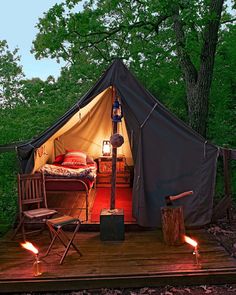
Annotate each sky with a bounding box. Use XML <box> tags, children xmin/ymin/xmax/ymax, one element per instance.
<box><xmin>0</xmin><ymin>0</ymin><xmax>67</xmax><ymax>81</ymax></box>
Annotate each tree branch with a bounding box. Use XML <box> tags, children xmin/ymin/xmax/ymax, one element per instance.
<box><xmin>93</xmin><ymin>44</ymin><xmax>109</xmax><ymax>61</ymax></box>
<box><xmin>73</xmin><ymin>20</ymin><xmax>155</xmax><ymax>40</ymax></box>
<box><xmin>221</xmin><ymin>17</ymin><xmax>236</xmax><ymax>24</ymax></box>
<box><xmin>59</xmin><ymin>44</ymin><xmax>73</xmax><ymax>64</ymax></box>
<box><xmin>154</xmin><ymin>14</ymin><xmax>171</xmax><ymax>33</ymax></box>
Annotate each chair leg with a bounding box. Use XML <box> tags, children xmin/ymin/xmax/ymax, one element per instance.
<box><xmin>86</xmin><ymin>192</ymin><xmax>88</xmax><ymax>221</ymax></box>
<box><xmin>59</xmin><ymin>223</ymin><xmax>82</xmax><ymax>254</ymax></box>
<box><xmin>11</xmin><ymin>217</ymin><xmax>24</xmax><ymax>240</ymax></box>
<box><xmin>59</xmin><ymin>223</ymin><xmax>82</xmax><ymax>265</ymax></box>
<box><xmin>22</xmin><ymin>219</ymin><xmax>26</xmax><ymax>241</ymax></box>
<box><xmin>44</xmin><ymin>224</ymin><xmax>65</xmax><ymax>257</ymax></box>
<box><xmin>45</xmin><ymin>221</ymin><xmax>82</xmax><ymax>264</ymax></box>
<box><xmin>44</xmin><ymin>232</ymin><xmax>57</xmax><ymax>257</ymax></box>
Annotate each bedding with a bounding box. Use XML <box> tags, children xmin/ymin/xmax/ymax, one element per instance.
<box><xmin>62</xmin><ymin>150</ymin><xmax>87</xmax><ymax>166</ymax></box>
<box><xmin>38</xmin><ymin>161</ymin><xmax>97</xmax><ymax>191</ymax></box>
<box><xmin>39</xmin><ymin>163</ymin><xmax>96</xmax><ymax>181</ymax></box>
<box><xmin>38</xmin><ymin>149</ymin><xmax>97</xmax><ymax>191</ymax></box>
<box><xmin>37</xmin><ymin>152</ymin><xmax>96</xmax><ymax>221</ymax></box>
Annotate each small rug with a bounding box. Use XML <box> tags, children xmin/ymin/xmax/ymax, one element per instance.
<box><xmin>91</xmin><ymin>187</ymin><xmax>135</xmax><ymax>222</ymax></box>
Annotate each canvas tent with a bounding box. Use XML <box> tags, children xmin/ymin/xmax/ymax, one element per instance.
<box><xmin>17</xmin><ymin>59</ymin><xmax>220</xmax><ymax>227</ymax></box>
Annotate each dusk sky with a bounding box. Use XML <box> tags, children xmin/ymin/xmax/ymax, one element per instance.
<box><xmin>0</xmin><ymin>0</ymin><xmax>66</xmax><ymax>80</ymax></box>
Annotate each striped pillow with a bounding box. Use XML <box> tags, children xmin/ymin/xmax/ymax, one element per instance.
<box><xmin>62</xmin><ymin>151</ymin><xmax>87</xmax><ymax>166</ymax></box>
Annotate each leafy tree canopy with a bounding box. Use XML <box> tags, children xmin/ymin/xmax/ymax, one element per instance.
<box><xmin>32</xmin><ymin>0</ymin><xmax>235</xmax><ymax>137</ymax></box>
<box><xmin>0</xmin><ymin>40</ymin><xmax>25</xmax><ymax>108</ymax></box>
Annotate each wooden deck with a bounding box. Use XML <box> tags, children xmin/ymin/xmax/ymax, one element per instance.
<box><xmin>1</xmin><ymin>229</ymin><xmax>236</xmax><ymax>293</ymax></box>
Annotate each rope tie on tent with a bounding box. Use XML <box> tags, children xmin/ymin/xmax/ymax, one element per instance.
<box><xmin>136</xmin><ymin>175</ymin><xmax>140</xmax><ymax>190</ymax></box>
<box><xmin>204</xmin><ymin>140</ymin><xmax>208</xmax><ymax>158</ymax></box>
<box><xmin>131</xmin><ymin>130</ymin><xmax>134</xmax><ymax>149</ymax></box>
<box><xmin>140</xmin><ymin>103</ymin><xmax>158</xmax><ymax>129</ymax></box>
<box><xmin>77</xmin><ymin>105</ymin><xmax>82</xmax><ymax>121</ymax></box>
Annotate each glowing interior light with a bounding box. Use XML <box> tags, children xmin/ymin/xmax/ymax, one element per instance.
<box><xmin>102</xmin><ymin>140</ymin><xmax>111</xmax><ymax>156</ymax></box>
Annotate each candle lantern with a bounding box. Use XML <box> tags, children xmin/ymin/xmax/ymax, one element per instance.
<box><xmin>102</xmin><ymin>140</ymin><xmax>111</xmax><ymax>156</ymax></box>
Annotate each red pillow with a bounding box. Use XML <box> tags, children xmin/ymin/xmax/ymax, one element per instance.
<box><xmin>86</xmin><ymin>155</ymin><xmax>94</xmax><ymax>164</ymax></box>
<box><xmin>62</xmin><ymin>150</ymin><xmax>87</xmax><ymax>166</ymax></box>
<box><xmin>53</xmin><ymin>154</ymin><xmax>65</xmax><ymax>164</ymax></box>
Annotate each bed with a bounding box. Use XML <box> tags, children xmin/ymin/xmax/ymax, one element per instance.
<box><xmin>38</xmin><ymin>151</ymin><xmax>97</xmax><ymax>221</ymax></box>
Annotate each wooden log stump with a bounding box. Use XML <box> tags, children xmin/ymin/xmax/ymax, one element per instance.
<box><xmin>161</xmin><ymin>206</ymin><xmax>185</xmax><ymax>246</ymax></box>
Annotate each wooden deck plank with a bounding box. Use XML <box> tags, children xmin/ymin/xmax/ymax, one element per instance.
<box><xmin>1</xmin><ymin>229</ymin><xmax>236</xmax><ymax>293</ymax></box>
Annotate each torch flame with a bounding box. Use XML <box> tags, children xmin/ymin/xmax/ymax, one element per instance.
<box><xmin>184</xmin><ymin>236</ymin><xmax>198</xmax><ymax>248</ymax></box>
<box><xmin>21</xmin><ymin>241</ymin><xmax>39</xmax><ymax>255</ymax></box>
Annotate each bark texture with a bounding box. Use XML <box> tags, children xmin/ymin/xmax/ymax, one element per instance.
<box><xmin>173</xmin><ymin>0</ymin><xmax>224</xmax><ymax>137</ymax></box>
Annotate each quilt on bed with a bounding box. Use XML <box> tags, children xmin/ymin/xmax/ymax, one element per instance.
<box><xmin>39</xmin><ymin>163</ymin><xmax>96</xmax><ymax>181</ymax></box>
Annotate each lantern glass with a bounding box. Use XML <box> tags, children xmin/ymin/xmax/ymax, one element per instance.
<box><xmin>102</xmin><ymin>140</ymin><xmax>111</xmax><ymax>156</ymax></box>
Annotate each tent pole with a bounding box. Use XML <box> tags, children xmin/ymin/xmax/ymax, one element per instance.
<box><xmin>110</xmin><ymin>121</ymin><xmax>117</xmax><ymax>210</ymax></box>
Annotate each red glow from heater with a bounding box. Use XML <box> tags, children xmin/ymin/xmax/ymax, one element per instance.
<box><xmin>21</xmin><ymin>241</ymin><xmax>38</xmax><ymax>255</ymax></box>
<box><xmin>184</xmin><ymin>236</ymin><xmax>198</xmax><ymax>247</ymax></box>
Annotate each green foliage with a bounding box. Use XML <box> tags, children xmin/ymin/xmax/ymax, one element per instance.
<box><xmin>208</xmin><ymin>25</ymin><xmax>236</xmax><ymax>147</ymax></box>
<box><xmin>31</xmin><ymin>0</ymin><xmax>234</xmax><ymax>136</ymax></box>
<box><xmin>0</xmin><ymin>40</ymin><xmax>25</xmax><ymax>108</ymax></box>
<box><xmin>208</xmin><ymin>24</ymin><xmax>236</xmax><ymax>198</ymax></box>
<box><xmin>0</xmin><ymin>152</ymin><xmax>18</xmax><ymax>235</ymax></box>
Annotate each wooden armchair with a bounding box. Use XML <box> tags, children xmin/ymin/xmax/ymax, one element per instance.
<box><xmin>12</xmin><ymin>173</ymin><xmax>57</xmax><ymax>241</ymax></box>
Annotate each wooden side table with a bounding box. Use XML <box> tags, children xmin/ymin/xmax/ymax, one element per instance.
<box><xmin>98</xmin><ymin>155</ymin><xmax>126</xmax><ymax>173</ymax></box>
<box><xmin>96</xmin><ymin>156</ymin><xmax>131</xmax><ymax>187</ymax></box>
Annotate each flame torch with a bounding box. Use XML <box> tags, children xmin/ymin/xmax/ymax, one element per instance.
<box><xmin>21</xmin><ymin>241</ymin><xmax>43</xmax><ymax>276</ymax></box>
<box><xmin>184</xmin><ymin>236</ymin><xmax>200</xmax><ymax>265</ymax></box>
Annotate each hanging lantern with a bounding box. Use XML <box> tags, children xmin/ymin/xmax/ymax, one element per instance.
<box><xmin>102</xmin><ymin>140</ymin><xmax>111</xmax><ymax>156</ymax></box>
<box><xmin>112</xmin><ymin>97</ymin><xmax>123</xmax><ymax>123</ymax></box>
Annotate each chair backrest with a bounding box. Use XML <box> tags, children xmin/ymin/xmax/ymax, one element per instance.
<box><xmin>17</xmin><ymin>173</ymin><xmax>48</xmax><ymax>214</ymax></box>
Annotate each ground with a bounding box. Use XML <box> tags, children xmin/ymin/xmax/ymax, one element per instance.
<box><xmin>6</xmin><ymin>285</ymin><xmax>236</xmax><ymax>295</ymax></box>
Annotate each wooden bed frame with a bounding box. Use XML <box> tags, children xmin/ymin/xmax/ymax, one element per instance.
<box><xmin>44</xmin><ymin>177</ymin><xmax>92</xmax><ymax>221</ymax></box>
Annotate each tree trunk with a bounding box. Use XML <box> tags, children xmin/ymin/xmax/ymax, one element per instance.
<box><xmin>187</xmin><ymin>84</ymin><xmax>209</xmax><ymax>137</ymax></box>
<box><xmin>173</xmin><ymin>0</ymin><xmax>224</xmax><ymax>137</ymax></box>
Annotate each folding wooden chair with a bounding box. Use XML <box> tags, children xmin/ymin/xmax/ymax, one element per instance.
<box><xmin>44</xmin><ymin>215</ymin><xmax>82</xmax><ymax>264</ymax></box>
<box><xmin>12</xmin><ymin>173</ymin><xmax>57</xmax><ymax>241</ymax></box>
